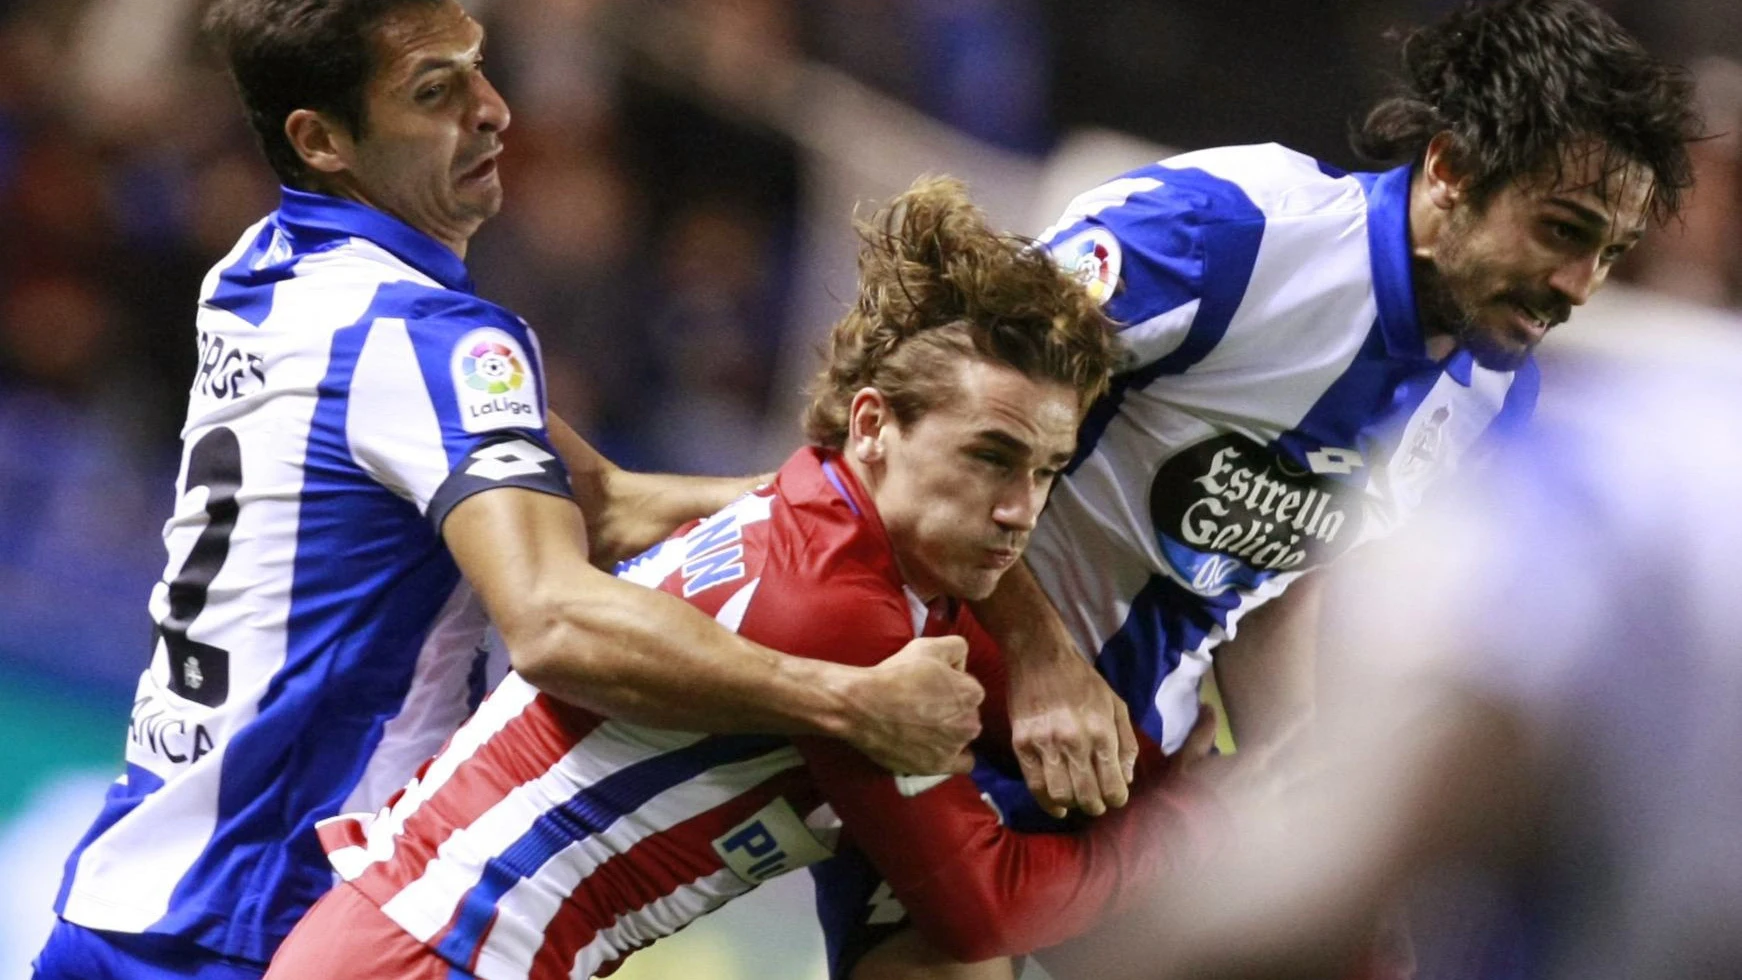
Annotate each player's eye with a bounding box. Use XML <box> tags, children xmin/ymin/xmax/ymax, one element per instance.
<box><xmin>417</xmin><ymin>82</ymin><xmax>447</xmax><ymax>103</ymax></box>
<box><xmin>1545</xmin><ymin>220</ymin><xmax>1593</xmax><ymax>249</ymax></box>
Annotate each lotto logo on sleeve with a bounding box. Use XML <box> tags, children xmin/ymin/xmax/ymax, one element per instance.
<box><xmin>451</xmin><ymin>327</ymin><xmax>541</xmax><ymax>433</ymax></box>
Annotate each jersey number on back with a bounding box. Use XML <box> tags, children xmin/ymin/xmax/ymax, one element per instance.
<box><xmin>156</xmin><ymin>426</ymin><xmax>241</xmax><ymax>707</ymax></box>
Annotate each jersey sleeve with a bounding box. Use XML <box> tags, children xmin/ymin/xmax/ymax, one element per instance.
<box><xmin>342</xmin><ymin>284</ymin><xmax>571</xmax><ymax>530</ymax></box>
<box><xmin>1041</xmin><ymin>162</ymin><xmax>1266</xmax><ymax>375</ymax></box>
<box><xmin>739</xmin><ymin>572</ymin><xmax>1210</xmax><ymax>961</ymax></box>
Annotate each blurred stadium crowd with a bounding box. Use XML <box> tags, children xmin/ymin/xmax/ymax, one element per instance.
<box><xmin>0</xmin><ymin>0</ymin><xmax>1740</xmax><ymax>817</ymax></box>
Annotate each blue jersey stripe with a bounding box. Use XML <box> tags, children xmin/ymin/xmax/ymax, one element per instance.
<box><xmin>1485</xmin><ymin>357</ymin><xmax>1541</xmax><ymax>443</ymax></box>
<box><xmin>1093</xmin><ymin>573</ymin><xmax>1230</xmax><ymax>745</ymax></box>
<box><xmin>1275</xmin><ymin>322</ymin><xmax>1443</xmax><ymax>473</ymax></box>
<box><xmin>205</xmin><ymin>221</ymin><xmax>286</xmax><ymax>328</ymax></box>
<box><xmin>1065</xmin><ymin>167</ymin><xmax>1266</xmax><ymax>474</ymax></box>
<box><xmin>277</xmin><ymin>188</ymin><xmax>474</xmax><ymax>293</ymax></box>
<box><xmin>54</xmin><ymin>764</ymin><xmax>168</xmax><ymax>913</ymax></box>
<box><xmin>436</xmin><ymin>733</ymin><xmax>789</xmax><ymax>966</ymax></box>
<box><xmin>1141</xmin><ymin>169</ymin><xmax>1266</xmax><ymax>376</ymax></box>
<box><xmin>1355</xmin><ymin>165</ymin><xmax>1426</xmax><ymax>359</ymax></box>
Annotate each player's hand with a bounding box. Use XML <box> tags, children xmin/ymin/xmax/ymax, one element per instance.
<box><xmin>844</xmin><ymin>636</ymin><xmax>983</xmax><ymax>776</ymax></box>
<box><xmin>1007</xmin><ymin>636</ymin><xmax>1138</xmax><ymax>819</ymax></box>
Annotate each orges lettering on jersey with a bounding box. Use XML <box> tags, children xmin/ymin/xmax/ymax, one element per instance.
<box><xmin>129</xmin><ymin>692</ymin><xmax>215</xmax><ymax>766</ymax></box>
<box><xmin>1150</xmin><ymin>434</ymin><xmax>1366</xmax><ymax>595</ymax></box>
<box><xmin>192</xmin><ymin>331</ymin><xmax>266</xmax><ymax>401</ymax></box>
<box><xmin>681</xmin><ymin>510</ymin><xmax>747</xmax><ymax>598</ymax></box>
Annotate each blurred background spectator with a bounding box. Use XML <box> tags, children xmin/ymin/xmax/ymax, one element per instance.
<box><xmin>2</xmin><ymin>1</ymin><xmax>1740</xmax><ymax>977</ymax></box>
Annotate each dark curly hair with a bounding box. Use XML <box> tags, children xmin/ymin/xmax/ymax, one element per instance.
<box><xmin>804</xmin><ymin>176</ymin><xmax>1118</xmax><ymax>451</ymax></box>
<box><xmin>204</xmin><ymin>0</ymin><xmax>443</xmax><ymax>188</ymax></box>
<box><xmin>1354</xmin><ymin>0</ymin><xmax>1702</xmax><ymax>222</ymax></box>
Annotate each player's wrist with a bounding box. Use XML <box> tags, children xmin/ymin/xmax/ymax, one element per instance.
<box><xmin>769</xmin><ymin>651</ymin><xmax>859</xmax><ymax>741</ymax></box>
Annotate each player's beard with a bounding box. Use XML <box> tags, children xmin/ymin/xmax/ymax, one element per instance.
<box><xmin>1414</xmin><ymin>206</ymin><xmax>1556</xmax><ymax>372</ymax></box>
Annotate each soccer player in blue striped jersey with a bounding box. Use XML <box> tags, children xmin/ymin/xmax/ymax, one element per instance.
<box><xmin>29</xmin><ymin>2</ymin><xmax>1004</xmax><ymax>979</ymax></box>
<box><xmin>986</xmin><ymin>0</ymin><xmax>1700</xmax><ymax>809</ymax></box>
<box><xmin>832</xmin><ymin>3</ymin><xmax>1702</xmax><ymax>978</ymax></box>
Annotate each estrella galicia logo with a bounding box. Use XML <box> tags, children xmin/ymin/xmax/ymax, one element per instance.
<box><xmin>461</xmin><ymin>340</ymin><xmax>525</xmax><ymax>394</ymax></box>
<box><xmin>1150</xmin><ymin>434</ymin><xmax>1366</xmax><ymax>596</ymax></box>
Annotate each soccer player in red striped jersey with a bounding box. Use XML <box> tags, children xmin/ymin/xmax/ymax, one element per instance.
<box><xmin>263</xmin><ymin>176</ymin><xmax>1215</xmax><ymax>980</ymax></box>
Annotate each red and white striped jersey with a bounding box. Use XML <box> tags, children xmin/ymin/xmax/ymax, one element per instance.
<box><xmin>317</xmin><ymin>447</ymin><xmax>1185</xmax><ymax>980</ymax></box>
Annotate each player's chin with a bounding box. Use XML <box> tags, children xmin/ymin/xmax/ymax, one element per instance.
<box><xmin>453</xmin><ymin>178</ymin><xmax>504</xmax><ymax>219</ymax></box>
<box><xmin>1464</xmin><ymin>325</ymin><xmax>1536</xmax><ymax>373</ymax></box>
<box><xmin>469</xmin><ymin>187</ymin><xmax>505</xmax><ymax>221</ymax></box>
<box><xmin>948</xmin><ymin>567</ymin><xmax>1005</xmax><ymax>603</ymax></box>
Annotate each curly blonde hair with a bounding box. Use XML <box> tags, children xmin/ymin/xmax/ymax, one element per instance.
<box><xmin>804</xmin><ymin>176</ymin><xmax>1117</xmax><ymax>450</ymax></box>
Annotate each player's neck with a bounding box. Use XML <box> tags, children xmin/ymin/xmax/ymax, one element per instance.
<box><xmin>837</xmin><ymin>450</ymin><xmax>942</xmax><ymax>604</ymax></box>
<box><xmin>312</xmin><ymin>175</ymin><xmax>473</xmax><ymax>260</ymax></box>
<box><xmin>1405</xmin><ymin>169</ymin><xmax>1465</xmax><ymax>359</ymax></box>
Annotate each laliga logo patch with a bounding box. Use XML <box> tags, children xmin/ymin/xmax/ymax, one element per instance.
<box><xmin>451</xmin><ymin>327</ymin><xmax>540</xmax><ymax>434</ymax></box>
<box><xmin>461</xmin><ymin>340</ymin><xmax>524</xmax><ymax>394</ymax></box>
<box><xmin>1052</xmin><ymin>226</ymin><xmax>1121</xmax><ymax>307</ymax></box>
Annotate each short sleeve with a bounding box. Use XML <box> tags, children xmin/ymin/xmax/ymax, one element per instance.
<box><xmin>1041</xmin><ymin>163</ymin><xmax>1265</xmax><ymax>374</ymax></box>
<box><xmin>343</xmin><ymin>283</ymin><xmax>570</xmax><ymax>529</ymax></box>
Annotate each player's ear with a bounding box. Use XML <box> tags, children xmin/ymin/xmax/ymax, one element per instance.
<box><xmin>285</xmin><ymin>108</ymin><xmax>354</xmax><ymax>179</ymax></box>
<box><xmin>1421</xmin><ymin>131</ymin><xmax>1470</xmax><ymax>212</ymax></box>
<box><xmin>847</xmin><ymin>387</ymin><xmax>891</xmax><ymax>464</ymax></box>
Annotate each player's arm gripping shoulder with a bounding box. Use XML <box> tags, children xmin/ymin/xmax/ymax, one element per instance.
<box><xmin>544</xmin><ymin>412</ymin><xmax>766</xmax><ymax>568</ymax></box>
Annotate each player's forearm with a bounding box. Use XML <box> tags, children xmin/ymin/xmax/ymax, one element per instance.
<box><xmin>509</xmin><ymin>568</ymin><xmax>862</xmax><ymax>737</ymax></box>
<box><xmin>544</xmin><ymin>412</ymin><xmax>764</xmax><ymax>566</ymax></box>
<box><xmin>971</xmin><ymin>558</ymin><xmax>1073</xmax><ymax>665</ymax></box>
<box><xmin>972</xmin><ymin>559</ymin><xmax>1136</xmax><ymax>816</ymax></box>
<box><xmin>905</xmin><ymin>796</ymin><xmax>1194</xmax><ymax>960</ymax></box>
<box><xmin>592</xmin><ymin>468</ymin><xmax>767</xmax><ymax>565</ymax></box>
<box><xmin>804</xmin><ymin>739</ymin><xmax>1190</xmax><ymax>962</ymax></box>
<box><xmin>1213</xmin><ymin>572</ymin><xmax>1321</xmax><ymax>753</ymax></box>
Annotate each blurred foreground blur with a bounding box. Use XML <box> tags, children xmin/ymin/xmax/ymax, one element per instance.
<box><xmin>1037</xmin><ymin>310</ymin><xmax>1742</xmax><ymax>980</ymax></box>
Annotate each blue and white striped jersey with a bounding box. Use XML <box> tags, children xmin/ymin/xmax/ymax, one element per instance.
<box><xmin>52</xmin><ymin>189</ymin><xmax>573</xmax><ymax>963</ymax></box>
<box><xmin>1028</xmin><ymin>144</ymin><xmax>1537</xmax><ymax>753</ymax></box>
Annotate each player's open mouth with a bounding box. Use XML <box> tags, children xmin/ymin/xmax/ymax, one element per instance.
<box><xmin>1509</xmin><ymin>303</ymin><xmax>1550</xmax><ymax>343</ymax></box>
<box><xmin>459</xmin><ymin>154</ymin><xmax>499</xmax><ymax>184</ymax></box>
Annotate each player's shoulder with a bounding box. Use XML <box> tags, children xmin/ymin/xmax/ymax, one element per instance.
<box><xmin>762</xmin><ymin>449</ymin><xmax>911</xmax><ymax>606</ymax></box>
<box><xmin>268</xmin><ymin>231</ymin><xmax>516</xmax><ymax>328</ymax></box>
<box><xmin>1051</xmin><ymin>142</ymin><xmax>1366</xmax><ymax>236</ymax></box>
<box><xmin>1150</xmin><ymin>144</ymin><xmax>1368</xmax><ymax>231</ymax></box>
